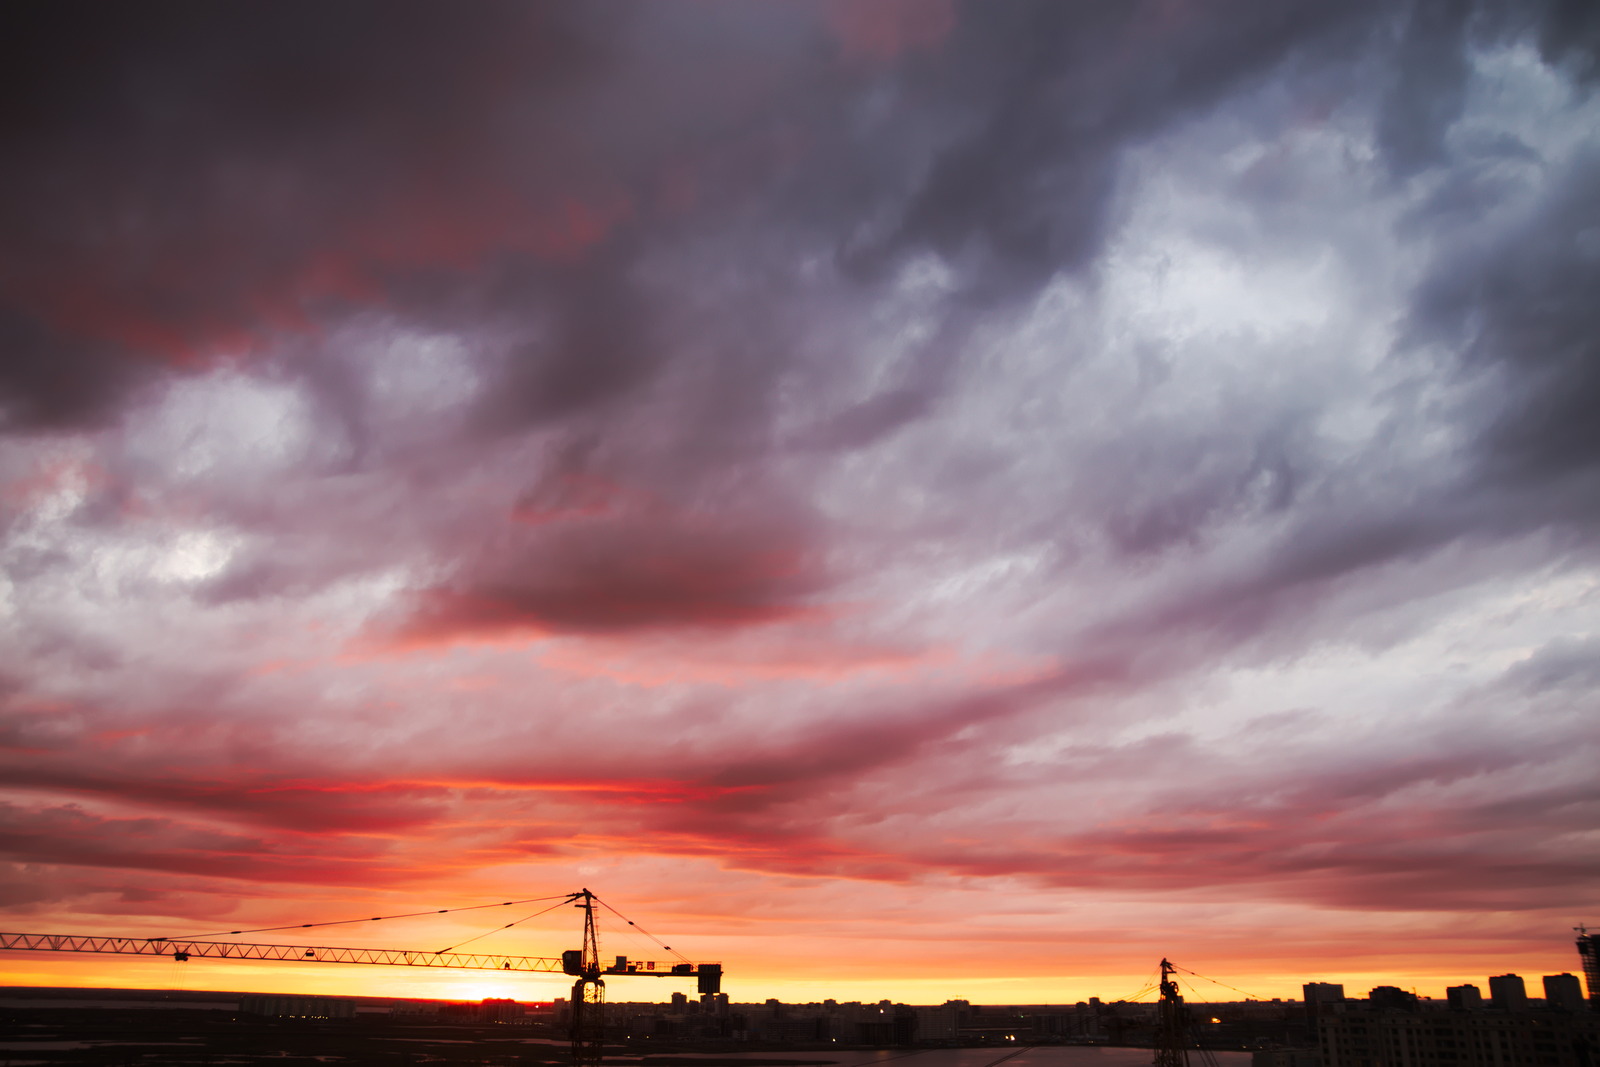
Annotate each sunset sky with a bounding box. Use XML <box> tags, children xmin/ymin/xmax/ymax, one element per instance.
<box><xmin>2</xmin><ymin>0</ymin><xmax>1597</xmax><ymax>1007</ymax></box>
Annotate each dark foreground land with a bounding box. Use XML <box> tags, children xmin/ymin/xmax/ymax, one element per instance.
<box><xmin>0</xmin><ymin>1001</ymin><xmax>834</xmax><ymax>1067</ymax></box>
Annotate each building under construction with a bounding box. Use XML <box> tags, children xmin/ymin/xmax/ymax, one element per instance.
<box><xmin>1578</xmin><ymin>930</ymin><xmax>1598</xmax><ymax>1011</ymax></box>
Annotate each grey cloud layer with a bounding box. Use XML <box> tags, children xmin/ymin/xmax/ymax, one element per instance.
<box><xmin>1</xmin><ymin>0</ymin><xmax>1597</xmax><ymax>933</ymax></box>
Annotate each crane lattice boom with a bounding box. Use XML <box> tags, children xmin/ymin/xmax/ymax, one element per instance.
<box><xmin>0</xmin><ymin>931</ymin><xmax>711</xmax><ymax>978</ymax></box>
<box><xmin>1</xmin><ymin>889</ymin><xmax>722</xmax><ymax>1067</ymax></box>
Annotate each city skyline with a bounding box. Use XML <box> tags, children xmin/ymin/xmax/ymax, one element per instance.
<box><xmin>3</xmin><ymin>1</ymin><xmax>1599</xmax><ymax>1008</ymax></box>
<box><xmin>0</xmin><ymin>951</ymin><xmax>1593</xmax><ymax>1010</ymax></box>
<box><xmin>1</xmin><ymin>913</ymin><xmax>1592</xmax><ymax>1006</ymax></box>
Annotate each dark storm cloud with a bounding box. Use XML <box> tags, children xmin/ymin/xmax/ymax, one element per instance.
<box><xmin>0</xmin><ymin>0</ymin><xmax>1583</xmax><ymax>642</ymax></box>
<box><xmin>1376</xmin><ymin>0</ymin><xmax>1473</xmax><ymax>178</ymax></box>
<box><xmin>1056</xmin><ymin>136</ymin><xmax>1599</xmax><ymax>675</ymax></box>
<box><xmin>2</xmin><ymin>0</ymin><xmax>1599</xmax><ymax>975</ymax></box>
<box><xmin>891</xmin><ymin>721</ymin><xmax>1599</xmax><ymax>910</ymax></box>
<box><xmin>1495</xmin><ymin>636</ymin><xmax>1600</xmax><ymax>694</ymax></box>
<box><xmin>6</xmin><ymin>0</ymin><xmax>1575</xmax><ymax>609</ymax></box>
<box><xmin>396</xmin><ymin>517</ymin><xmax>824</xmax><ymax>639</ymax></box>
<box><xmin>843</xmin><ymin>0</ymin><xmax>1381</xmax><ymax>296</ymax></box>
<box><xmin>0</xmin><ymin>761</ymin><xmax>449</xmax><ymax>835</ymax></box>
<box><xmin>0</xmin><ymin>0</ymin><xmax>610</xmax><ymax>428</ymax></box>
<box><xmin>1420</xmin><ymin>154</ymin><xmax>1600</xmax><ymax>493</ymax></box>
<box><xmin>1375</xmin><ymin>0</ymin><xmax>1600</xmax><ymax>176</ymax></box>
<box><xmin>0</xmin><ymin>801</ymin><xmax>395</xmax><ymax>886</ymax></box>
<box><xmin>0</xmin><ymin>717</ymin><xmax>452</xmax><ymax>834</ymax></box>
<box><xmin>0</xmin><ymin>0</ymin><xmax>1401</xmax><ymax>446</ymax></box>
<box><xmin>1381</xmin><ymin>3</ymin><xmax>1600</xmax><ymax>524</ymax></box>
<box><xmin>0</xmin><ymin>0</ymin><xmax>851</xmax><ymax>446</ymax></box>
<box><xmin>1012</xmin><ymin>0</ymin><xmax>1600</xmax><ymax>566</ymax></box>
<box><xmin>0</xmin><ymin>311</ymin><xmax>147</xmax><ymax>431</ymax></box>
<box><xmin>483</xmin><ymin>261</ymin><xmax>663</xmax><ymax>427</ymax></box>
<box><xmin>1530</xmin><ymin>0</ymin><xmax>1600</xmax><ymax>80</ymax></box>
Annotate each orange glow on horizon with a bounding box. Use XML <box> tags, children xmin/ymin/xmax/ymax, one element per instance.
<box><xmin>0</xmin><ymin>936</ymin><xmax>1586</xmax><ymax>1007</ymax></box>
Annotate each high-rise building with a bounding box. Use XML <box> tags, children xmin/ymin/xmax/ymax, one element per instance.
<box><xmin>1488</xmin><ymin>974</ymin><xmax>1528</xmax><ymax>1012</ymax></box>
<box><xmin>239</xmin><ymin>994</ymin><xmax>354</xmax><ymax>1019</ymax></box>
<box><xmin>1447</xmin><ymin>985</ymin><xmax>1484</xmax><ymax>1011</ymax></box>
<box><xmin>1579</xmin><ymin>931</ymin><xmax>1599</xmax><ymax>1010</ymax></box>
<box><xmin>1319</xmin><ymin>1008</ymin><xmax>1600</xmax><ymax>1067</ymax></box>
<box><xmin>1304</xmin><ymin>982</ymin><xmax>1347</xmax><ymax>1027</ymax></box>
<box><xmin>1544</xmin><ymin>974</ymin><xmax>1586</xmax><ymax>1012</ymax></box>
<box><xmin>914</xmin><ymin>1003</ymin><xmax>959</xmax><ymax>1040</ymax></box>
<box><xmin>1369</xmin><ymin>986</ymin><xmax>1419</xmax><ymax>1011</ymax></box>
<box><xmin>480</xmin><ymin>998</ymin><xmax>522</xmax><ymax>1023</ymax></box>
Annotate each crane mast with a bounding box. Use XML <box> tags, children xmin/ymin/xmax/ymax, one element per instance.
<box><xmin>569</xmin><ymin>888</ymin><xmax>606</xmax><ymax>1066</ymax></box>
<box><xmin>1152</xmin><ymin>959</ymin><xmax>1218</xmax><ymax>1067</ymax></box>
<box><xmin>1154</xmin><ymin>958</ymin><xmax>1186</xmax><ymax>1067</ymax></box>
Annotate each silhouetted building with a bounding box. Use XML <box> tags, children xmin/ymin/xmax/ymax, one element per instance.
<box><xmin>1579</xmin><ymin>932</ymin><xmax>1599</xmax><ymax>1010</ymax></box>
<box><xmin>1306</xmin><ymin>983</ymin><xmax>1347</xmax><ymax>1024</ymax></box>
<box><xmin>1544</xmin><ymin>974</ymin><xmax>1585</xmax><ymax>1012</ymax></box>
<box><xmin>914</xmin><ymin>1002</ymin><xmax>959</xmax><ymax>1040</ymax></box>
<box><xmin>1320</xmin><ymin>1009</ymin><xmax>1600</xmax><ymax>1067</ymax></box>
<box><xmin>874</xmin><ymin>1005</ymin><xmax>918</xmax><ymax>1046</ymax></box>
<box><xmin>1447</xmin><ymin>985</ymin><xmax>1485</xmax><ymax>1011</ymax></box>
<box><xmin>239</xmin><ymin>994</ymin><xmax>354</xmax><ymax>1019</ymax></box>
<box><xmin>1368</xmin><ymin>987</ymin><xmax>1419</xmax><ymax>1011</ymax></box>
<box><xmin>1489</xmin><ymin>975</ymin><xmax>1529</xmax><ymax>1012</ymax></box>
<box><xmin>481</xmin><ymin>998</ymin><xmax>522</xmax><ymax>1023</ymax></box>
<box><xmin>1254</xmin><ymin>1050</ymin><xmax>1322</xmax><ymax>1067</ymax></box>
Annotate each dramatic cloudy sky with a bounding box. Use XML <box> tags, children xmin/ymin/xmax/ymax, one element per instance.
<box><xmin>2</xmin><ymin>0</ymin><xmax>1597</xmax><ymax>1004</ymax></box>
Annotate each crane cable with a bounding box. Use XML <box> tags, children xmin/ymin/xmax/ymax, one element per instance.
<box><xmin>159</xmin><ymin>893</ymin><xmax>578</xmax><ymax>942</ymax></box>
<box><xmin>594</xmin><ymin>908</ymin><xmax>690</xmax><ymax>967</ymax></box>
<box><xmin>1172</xmin><ymin>963</ymin><xmax>1266</xmax><ymax>1002</ymax></box>
<box><xmin>155</xmin><ymin>890</ymin><xmax>702</xmax><ymax>965</ymax></box>
<box><xmin>433</xmin><ymin>896</ymin><xmax>577</xmax><ymax>954</ymax></box>
<box><xmin>1110</xmin><ymin>966</ymin><xmax>1163</xmax><ymax>1003</ymax></box>
<box><xmin>595</xmin><ymin>894</ymin><xmax>693</xmax><ymax>964</ymax></box>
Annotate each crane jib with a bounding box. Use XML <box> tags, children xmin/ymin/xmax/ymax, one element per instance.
<box><xmin>0</xmin><ymin>932</ymin><xmax>719</xmax><ymax>978</ymax></box>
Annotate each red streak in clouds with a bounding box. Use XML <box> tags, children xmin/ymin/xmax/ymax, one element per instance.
<box><xmin>0</xmin><ymin>3</ymin><xmax>656</xmax><ymax>375</ymax></box>
<box><xmin>533</xmin><ymin>638</ymin><xmax>1059</xmax><ymax>689</ymax></box>
<box><xmin>2</xmin><ymin>453</ymin><xmax>107</xmax><ymax>513</ymax></box>
<box><xmin>0</xmin><ymin>801</ymin><xmax>406</xmax><ymax>888</ymax></box>
<box><xmin>823</xmin><ymin>0</ymin><xmax>957</xmax><ymax>63</ymax></box>
<box><xmin>260</xmin><ymin>776</ymin><xmax>750</xmax><ymax>807</ymax></box>
<box><xmin>7</xmin><ymin>272</ymin><xmax>261</xmax><ymax>369</ymax></box>
<box><xmin>395</xmin><ymin>579</ymin><xmax>816</xmax><ymax>642</ymax></box>
<box><xmin>391</xmin><ymin>523</ymin><xmax>824</xmax><ymax>642</ymax></box>
<box><xmin>510</xmin><ymin>471</ymin><xmax>642</xmax><ymax>525</ymax></box>
<box><xmin>343</xmin><ymin>179</ymin><xmax>636</xmax><ymax>271</ymax></box>
<box><xmin>2</xmin><ymin>178</ymin><xmax>636</xmax><ymax>369</ymax></box>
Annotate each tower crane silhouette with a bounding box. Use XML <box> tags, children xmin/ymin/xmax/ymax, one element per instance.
<box><xmin>1</xmin><ymin>887</ymin><xmax>720</xmax><ymax>1066</ymax></box>
<box><xmin>1152</xmin><ymin>959</ymin><xmax>1221</xmax><ymax>1067</ymax></box>
<box><xmin>560</xmin><ymin>888</ymin><xmax>721</xmax><ymax>1065</ymax></box>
